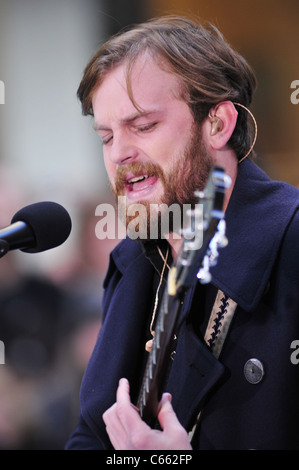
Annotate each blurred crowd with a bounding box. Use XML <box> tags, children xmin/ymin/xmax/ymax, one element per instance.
<box><xmin>0</xmin><ymin>169</ymin><xmax>119</xmax><ymax>449</ymax></box>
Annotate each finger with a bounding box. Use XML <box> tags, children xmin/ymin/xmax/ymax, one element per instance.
<box><xmin>103</xmin><ymin>381</ymin><xmax>138</xmax><ymax>450</ymax></box>
<box><xmin>116</xmin><ymin>378</ymin><xmax>131</xmax><ymax>406</ymax></box>
<box><xmin>103</xmin><ymin>402</ymin><xmax>126</xmax><ymax>449</ymax></box>
<box><xmin>156</xmin><ymin>394</ymin><xmax>192</xmax><ymax>450</ymax></box>
<box><xmin>102</xmin><ymin>401</ymin><xmax>117</xmax><ymax>425</ymax></box>
<box><xmin>157</xmin><ymin>393</ymin><xmax>183</xmax><ymax>432</ymax></box>
<box><xmin>115</xmin><ymin>378</ymin><xmax>153</xmax><ymax>444</ymax></box>
<box><xmin>115</xmin><ymin>378</ymin><xmax>143</xmax><ymax>426</ymax></box>
<box><xmin>116</xmin><ymin>378</ymin><xmax>141</xmax><ymax>418</ymax></box>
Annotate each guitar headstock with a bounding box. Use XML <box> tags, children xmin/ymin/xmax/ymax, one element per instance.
<box><xmin>170</xmin><ymin>166</ymin><xmax>231</xmax><ymax>295</ymax></box>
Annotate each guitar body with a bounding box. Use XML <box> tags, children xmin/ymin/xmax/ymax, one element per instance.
<box><xmin>136</xmin><ymin>166</ymin><xmax>229</xmax><ymax>427</ymax></box>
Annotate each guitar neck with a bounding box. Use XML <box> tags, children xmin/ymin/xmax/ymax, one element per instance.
<box><xmin>136</xmin><ymin>166</ymin><xmax>228</xmax><ymax>428</ymax></box>
<box><xmin>136</xmin><ymin>282</ymin><xmax>184</xmax><ymax>427</ymax></box>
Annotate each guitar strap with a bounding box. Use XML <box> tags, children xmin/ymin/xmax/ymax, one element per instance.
<box><xmin>188</xmin><ymin>289</ymin><xmax>238</xmax><ymax>442</ymax></box>
<box><xmin>204</xmin><ymin>289</ymin><xmax>238</xmax><ymax>359</ymax></box>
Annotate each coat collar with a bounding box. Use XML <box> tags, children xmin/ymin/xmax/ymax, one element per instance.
<box><xmin>109</xmin><ymin>160</ymin><xmax>299</xmax><ymax>312</ymax></box>
<box><xmin>211</xmin><ymin>159</ymin><xmax>299</xmax><ymax>311</ymax></box>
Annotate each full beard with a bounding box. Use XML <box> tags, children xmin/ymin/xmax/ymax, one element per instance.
<box><xmin>110</xmin><ymin>124</ymin><xmax>213</xmax><ymax>241</ymax></box>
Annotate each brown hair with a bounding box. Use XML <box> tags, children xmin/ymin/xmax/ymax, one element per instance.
<box><xmin>77</xmin><ymin>15</ymin><xmax>257</xmax><ymax>160</ymax></box>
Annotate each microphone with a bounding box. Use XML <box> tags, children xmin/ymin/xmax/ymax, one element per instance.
<box><xmin>0</xmin><ymin>201</ymin><xmax>72</xmax><ymax>257</ymax></box>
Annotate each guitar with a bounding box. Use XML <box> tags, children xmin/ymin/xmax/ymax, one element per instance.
<box><xmin>136</xmin><ymin>165</ymin><xmax>230</xmax><ymax>427</ymax></box>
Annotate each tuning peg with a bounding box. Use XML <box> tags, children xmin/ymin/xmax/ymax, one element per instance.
<box><xmin>215</xmin><ymin>219</ymin><xmax>228</xmax><ymax>248</ymax></box>
<box><xmin>193</xmin><ymin>190</ymin><xmax>205</xmax><ymax>199</ymax></box>
<box><xmin>224</xmin><ymin>174</ymin><xmax>232</xmax><ymax>188</ymax></box>
<box><xmin>197</xmin><ymin>254</ymin><xmax>212</xmax><ymax>284</ymax></box>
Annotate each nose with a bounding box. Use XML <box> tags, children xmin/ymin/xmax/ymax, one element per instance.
<box><xmin>107</xmin><ymin>131</ymin><xmax>139</xmax><ymax>166</ymax></box>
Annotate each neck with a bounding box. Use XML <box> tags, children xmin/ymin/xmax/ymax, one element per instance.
<box><xmin>214</xmin><ymin>151</ymin><xmax>238</xmax><ymax>212</ymax></box>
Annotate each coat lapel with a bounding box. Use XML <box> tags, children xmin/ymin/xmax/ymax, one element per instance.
<box><xmin>211</xmin><ymin>160</ymin><xmax>299</xmax><ymax>311</ymax></box>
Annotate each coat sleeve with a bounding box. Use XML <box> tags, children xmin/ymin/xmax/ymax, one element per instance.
<box><xmin>65</xmin><ymin>240</ymin><xmax>155</xmax><ymax>450</ymax></box>
<box><xmin>65</xmin><ymin>414</ymin><xmax>108</xmax><ymax>450</ymax></box>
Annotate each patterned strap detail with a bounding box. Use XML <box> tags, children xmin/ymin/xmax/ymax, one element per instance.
<box><xmin>204</xmin><ymin>290</ymin><xmax>238</xmax><ymax>359</ymax></box>
<box><xmin>188</xmin><ymin>290</ymin><xmax>238</xmax><ymax>443</ymax></box>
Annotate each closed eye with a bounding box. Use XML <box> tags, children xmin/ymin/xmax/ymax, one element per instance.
<box><xmin>137</xmin><ymin>122</ymin><xmax>158</xmax><ymax>132</ymax></box>
<box><xmin>98</xmin><ymin>121</ymin><xmax>158</xmax><ymax>145</ymax></box>
<box><xmin>101</xmin><ymin>134</ymin><xmax>113</xmax><ymax>145</ymax></box>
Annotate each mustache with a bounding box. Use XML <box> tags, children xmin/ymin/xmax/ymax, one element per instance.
<box><xmin>113</xmin><ymin>161</ymin><xmax>166</xmax><ymax>195</ymax></box>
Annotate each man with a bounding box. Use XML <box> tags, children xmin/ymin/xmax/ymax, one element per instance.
<box><xmin>66</xmin><ymin>16</ymin><xmax>299</xmax><ymax>450</ymax></box>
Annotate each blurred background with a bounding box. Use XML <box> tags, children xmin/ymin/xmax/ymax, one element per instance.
<box><xmin>0</xmin><ymin>0</ymin><xmax>298</xmax><ymax>449</ymax></box>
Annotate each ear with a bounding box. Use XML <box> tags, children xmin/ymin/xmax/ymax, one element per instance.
<box><xmin>207</xmin><ymin>101</ymin><xmax>238</xmax><ymax>150</ymax></box>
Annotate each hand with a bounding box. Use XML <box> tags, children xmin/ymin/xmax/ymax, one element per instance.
<box><xmin>102</xmin><ymin>378</ymin><xmax>192</xmax><ymax>450</ymax></box>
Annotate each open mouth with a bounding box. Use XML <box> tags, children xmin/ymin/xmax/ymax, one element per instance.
<box><xmin>114</xmin><ymin>162</ymin><xmax>165</xmax><ymax>202</ymax></box>
<box><xmin>125</xmin><ymin>174</ymin><xmax>158</xmax><ymax>193</ymax></box>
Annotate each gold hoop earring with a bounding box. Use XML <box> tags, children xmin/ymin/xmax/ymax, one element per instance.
<box><xmin>233</xmin><ymin>102</ymin><xmax>258</xmax><ymax>164</ymax></box>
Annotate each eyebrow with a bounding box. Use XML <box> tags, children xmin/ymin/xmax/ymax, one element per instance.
<box><xmin>93</xmin><ymin>109</ymin><xmax>162</xmax><ymax>131</ymax></box>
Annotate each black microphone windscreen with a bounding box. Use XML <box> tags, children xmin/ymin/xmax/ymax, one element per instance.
<box><xmin>11</xmin><ymin>201</ymin><xmax>72</xmax><ymax>253</ymax></box>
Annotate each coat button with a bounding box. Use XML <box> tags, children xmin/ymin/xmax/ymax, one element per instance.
<box><xmin>244</xmin><ymin>358</ymin><xmax>264</xmax><ymax>384</ymax></box>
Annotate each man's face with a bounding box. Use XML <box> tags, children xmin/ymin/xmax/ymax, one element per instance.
<box><xmin>92</xmin><ymin>53</ymin><xmax>212</xmax><ymax>238</ymax></box>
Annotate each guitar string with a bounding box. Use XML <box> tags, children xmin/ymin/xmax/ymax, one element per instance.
<box><xmin>145</xmin><ymin>245</ymin><xmax>170</xmax><ymax>352</ymax></box>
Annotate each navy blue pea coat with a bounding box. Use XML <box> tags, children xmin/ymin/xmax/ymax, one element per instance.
<box><xmin>66</xmin><ymin>159</ymin><xmax>299</xmax><ymax>450</ymax></box>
